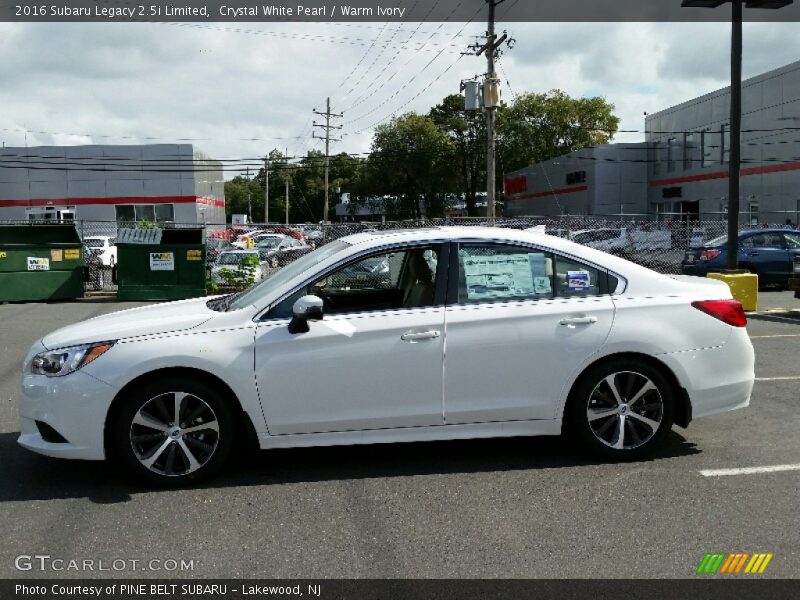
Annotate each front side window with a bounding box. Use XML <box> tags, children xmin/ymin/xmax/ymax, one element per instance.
<box><xmin>742</xmin><ymin>233</ymin><xmax>784</xmax><ymax>249</ymax></box>
<box><xmin>267</xmin><ymin>245</ymin><xmax>441</xmax><ymax>318</ymax></box>
<box><xmin>784</xmin><ymin>232</ymin><xmax>800</xmax><ymax>249</ymax></box>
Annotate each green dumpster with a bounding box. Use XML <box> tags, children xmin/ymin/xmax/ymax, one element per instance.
<box><xmin>116</xmin><ymin>228</ymin><xmax>206</xmax><ymax>301</ymax></box>
<box><xmin>0</xmin><ymin>224</ymin><xmax>85</xmax><ymax>302</ymax></box>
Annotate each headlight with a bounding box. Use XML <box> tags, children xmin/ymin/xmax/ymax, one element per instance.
<box><xmin>30</xmin><ymin>341</ymin><xmax>115</xmax><ymax>377</ymax></box>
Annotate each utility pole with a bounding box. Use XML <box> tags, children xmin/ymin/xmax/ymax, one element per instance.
<box><xmin>485</xmin><ymin>0</ymin><xmax>498</xmax><ymax>224</ymax></box>
<box><xmin>463</xmin><ymin>1</ymin><xmax>511</xmax><ymax>224</ymax></box>
<box><xmin>264</xmin><ymin>157</ymin><xmax>270</xmax><ymax>224</ymax></box>
<box><xmin>246</xmin><ymin>166</ymin><xmax>252</xmax><ymax>221</ymax></box>
<box><xmin>283</xmin><ymin>154</ymin><xmax>291</xmax><ymax>226</ymax></box>
<box><xmin>313</xmin><ymin>97</ymin><xmax>343</xmax><ymax>224</ymax></box>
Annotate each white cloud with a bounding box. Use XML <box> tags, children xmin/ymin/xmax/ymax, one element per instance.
<box><xmin>0</xmin><ymin>20</ymin><xmax>798</xmax><ymax>175</ymax></box>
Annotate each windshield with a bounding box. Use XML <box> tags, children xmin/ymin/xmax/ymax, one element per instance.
<box><xmin>256</xmin><ymin>239</ymin><xmax>281</xmax><ymax>249</ymax></box>
<box><xmin>228</xmin><ymin>240</ymin><xmax>350</xmax><ymax>311</ymax></box>
<box><xmin>705</xmin><ymin>235</ymin><xmax>728</xmax><ymax>247</ymax></box>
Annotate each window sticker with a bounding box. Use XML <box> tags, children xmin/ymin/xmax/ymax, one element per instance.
<box><xmin>567</xmin><ymin>270</ymin><xmax>591</xmax><ymax>290</ymax></box>
<box><xmin>463</xmin><ymin>252</ymin><xmax>550</xmax><ymax>300</ymax></box>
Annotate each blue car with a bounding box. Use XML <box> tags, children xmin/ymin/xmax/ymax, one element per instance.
<box><xmin>681</xmin><ymin>229</ymin><xmax>800</xmax><ymax>286</ymax></box>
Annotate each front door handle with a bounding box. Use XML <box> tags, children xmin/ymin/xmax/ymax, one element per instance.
<box><xmin>559</xmin><ymin>316</ymin><xmax>598</xmax><ymax>326</ymax></box>
<box><xmin>401</xmin><ymin>330</ymin><xmax>441</xmax><ymax>342</ymax></box>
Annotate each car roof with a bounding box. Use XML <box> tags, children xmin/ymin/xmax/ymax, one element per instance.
<box><xmin>739</xmin><ymin>229</ymin><xmax>791</xmax><ymax>235</ymax></box>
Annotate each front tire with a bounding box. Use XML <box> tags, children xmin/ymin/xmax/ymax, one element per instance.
<box><xmin>111</xmin><ymin>377</ymin><xmax>235</xmax><ymax>486</ymax></box>
<box><xmin>566</xmin><ymin>359</ymin><xmax>674</xmax><ymax>460</ymax></box>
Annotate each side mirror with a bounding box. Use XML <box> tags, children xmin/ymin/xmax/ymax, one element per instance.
<box><xmin>288</xmin><ymin>295</ymin><xmax>324</xmax><ymax>334</ymax></box>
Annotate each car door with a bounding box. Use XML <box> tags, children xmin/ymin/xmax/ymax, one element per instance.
<box><xmin>443</xmin><ymin>241</ymin><xmax>616</xmax><ymax>424</ymax></box>
<box><xmin>254</xmin><ymin>243</ymin><xmax>448</xmax><ymax>435</ymax></box>
<box><xmin>739</xmin><ymin>232</ymin><xmax>791</xmax><ymax>283</ymax></box>
<box><xmin>782</xmin><ymin>231</ymin><xmax>800</xmax><ymax>277</ymax></box>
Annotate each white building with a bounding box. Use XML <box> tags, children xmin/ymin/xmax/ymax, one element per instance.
<box><xmin>0</xmin><ymin>144</ymin><xmax>225</xmax><ymax>225</ymax></box>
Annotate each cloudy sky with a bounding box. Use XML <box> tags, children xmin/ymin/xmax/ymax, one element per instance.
<box><xmin>0</xmin><ymin>19</ymin><xmax>798</xmax><ymax>177</ymax></box>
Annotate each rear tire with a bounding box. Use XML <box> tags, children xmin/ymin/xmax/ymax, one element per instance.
<box><xmin>566</xmin><ymin>359</ymin><xmax>674</xmax><ymax>460</ymax></box>
<box><xmin>111</xmin><ymin>377</ymin><xmax>235</xmax><ymax>486</ymax></box>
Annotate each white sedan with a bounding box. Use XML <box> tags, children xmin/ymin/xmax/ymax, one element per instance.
<box><xmin>18</xmin><ymin>227</ymin><xmax>754</xmax><ymax>485</ymax></box>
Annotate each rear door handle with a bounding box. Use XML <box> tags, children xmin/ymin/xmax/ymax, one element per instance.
<box><xmin>559</xmin><ymin>316</ymin><xmax>598</xmax><ymax>326</ymax></box>
<box><xmin>401</xmin><ymin>330</ymin><xmax>441</xmax><ymax>342</ymax></box>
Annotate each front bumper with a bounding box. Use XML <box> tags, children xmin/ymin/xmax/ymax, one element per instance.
<box><xmin>18</xmin><ymin>366</ymin><xmax>117</xmax><ymax>461</ymax></box>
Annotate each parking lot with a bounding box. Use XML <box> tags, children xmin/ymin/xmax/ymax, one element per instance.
<box><xmin>0</xmin><ymin>292</ymin><xmax>798</xmax><ymax>579</ymax></box>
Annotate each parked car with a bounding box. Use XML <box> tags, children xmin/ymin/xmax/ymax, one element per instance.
<box><xmin>19</xmin><ymin>226</ymin><xmax>754</xmax><ymax>485</ymax></box>
<box><xmin>206</xmin><ymin>237</ymin><xmax>235</xmax><ymax>264</ymax></box>
<box><xmin>83</xmin><ymin>236</ymin><xmax>117</xmax><ymax>267</ymax></box>
<box><xmin>296</xmin><ymin>225</ymin><xmax>324</xmax><ymax>243</ymax></box>
<box><xmin>208</xmin><ymin>250</ymin><xmax>267</xmax><ymax>286</ymax></box>
<box><xmin>571</xmin><ymin>228</ymin><xmax>671</xmax><ymax>255</ymax></box>
<box><xmin>681</xmin><ymin>229</ymin><xmax>800</xmax><ymax>286</ymax></box>
<box><xmin>255</xmin><ymin>235</ymin><xmax>313</xmax><ymax>268</ymax></box>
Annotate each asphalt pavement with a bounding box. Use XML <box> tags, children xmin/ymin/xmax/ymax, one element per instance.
<box><xmin>0</xmin><ymin>292</ymin><xmax>798</xmax><ymax>579</ymax></box>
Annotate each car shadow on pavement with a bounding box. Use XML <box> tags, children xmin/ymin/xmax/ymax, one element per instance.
<box><xmin>0</xmin><ymin>430</ymin><xmax>700</xmax><ymax>504</ymax></box>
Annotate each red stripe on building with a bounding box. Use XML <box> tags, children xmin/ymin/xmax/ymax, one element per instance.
<box><xmin>0</xmin><ymin>195</ymin><xmax>225</xmax><ymax>208</ymax></box>
<box><xmin>650</xmin><ymin>160</ymin><xmax>800</xmax><ymax>187</ymax></box>
<box><xmin>506</xmin><ymin>185</ymin><xmax>589</xmax><ymax>202</ymax></box>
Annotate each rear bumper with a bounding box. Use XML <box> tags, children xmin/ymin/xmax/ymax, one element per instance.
<box><xmin>657</xmin><ymin>329</ymin><xmax>754</xmax><ymax>420</ymax></box>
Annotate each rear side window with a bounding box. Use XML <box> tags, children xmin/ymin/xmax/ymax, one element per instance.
<box><xmin>554</xmin><ymin>256</ymin><xmax>604</xmax><ymax>297</ymax></box>
<box><xmin>456</xmin><ymin>244</ymin><xmax>555</xmax><ymax>304</ymax></box>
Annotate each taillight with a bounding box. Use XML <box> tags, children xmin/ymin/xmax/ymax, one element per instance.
<box><xmin>700</xmin><ymin>249</ymin><xmax>722</xmax><ymax>261</ymax></box>
<box><xmin>691</xmin><ymin>300</ymin><xmax>747</xmax><ymax>327</ymax></box>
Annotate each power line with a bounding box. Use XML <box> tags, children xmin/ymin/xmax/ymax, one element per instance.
<box><xmin>342</xmin><ymin>3</ymin><xmax>484</xmax><ymax>131</ymax></box>
<box><xmin>157</xmin><ymin>22</ymin><xmax>463</xmax><ymax>54</ymax></box>
<box><xmin>336</xmin><ymin>0</ymin><xmax>450</xmax><ymax>113</ymax></box>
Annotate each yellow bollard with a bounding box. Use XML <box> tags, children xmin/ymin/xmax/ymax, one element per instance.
<box><xmin>707</xmin><ymin>272</ymin><xmax>759</xmax><ymax>312</ymax></box>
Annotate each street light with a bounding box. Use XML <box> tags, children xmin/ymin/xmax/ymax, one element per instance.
<box><xmin>681</xmin><ymin>0</ymin><xmax>793</xmax><ymax>270</ymax></box>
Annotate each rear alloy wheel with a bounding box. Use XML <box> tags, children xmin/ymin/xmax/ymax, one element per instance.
<box><xmin>568</xmin><ymin>360</ymin><xmax>674</xmax><ymax>460</ymax></box>
<box><xmin>113</xmin><ymin>378</ymin><xmax>234</xmax><ymax>485</ymax></box>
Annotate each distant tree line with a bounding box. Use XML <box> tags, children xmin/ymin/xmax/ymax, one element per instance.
<box><xmin>225</xmin><ymin>89</ymin><xmax>620</xmax><ymax>222</ymax></box>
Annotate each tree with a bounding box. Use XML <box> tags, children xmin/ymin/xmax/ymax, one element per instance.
<box><xmin>365</xmin><ymin>113</ymin><xmax>455</xmax><ymax>219</ymax></box>
<box><xmin>429</xmin><ymin>94</ymin><xmax>486</xmax><ymax>216</ymax></box>
<box><xmin>497</xmin><ymin>90</ymin><xmax>620</xmax><ymax>177</ymax></box>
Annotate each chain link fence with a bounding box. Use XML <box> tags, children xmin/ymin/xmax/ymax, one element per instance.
<box><xmin>1</xmin><ymin>216</ymin><xmax>794</xmax><ymax>297</ymax></box>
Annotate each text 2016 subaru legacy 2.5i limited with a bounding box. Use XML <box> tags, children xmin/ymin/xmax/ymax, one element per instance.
<box><xmin>19</xmin><ymin>227</ymin><xmax>755</xmax><ymax>485</ymax></box>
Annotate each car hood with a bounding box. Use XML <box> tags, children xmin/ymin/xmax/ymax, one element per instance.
<box><xmin>41</xmin><ymin>297</ymin><xmax>216</xmax><ymax>349</ymax></box>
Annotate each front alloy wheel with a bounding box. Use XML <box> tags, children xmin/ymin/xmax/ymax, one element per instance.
<box><xmin>130</xmin><ymin>392</ymin><xmax>220</xmax><ymax>477</ymax></box>
<box><xmin>113</xmin><ymin>377</ymin><xmax>234</xmax><ymax>485</ymax></box>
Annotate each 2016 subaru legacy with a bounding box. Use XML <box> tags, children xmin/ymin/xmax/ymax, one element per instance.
<box><xmin>19</xmin><ymin>227</ymin><xmax>754</xmax><ymax>485</ymax></box>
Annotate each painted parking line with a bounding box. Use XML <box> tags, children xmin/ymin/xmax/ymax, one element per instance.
<box><xmin>755</xmin><ymin>376</ymin><xmax>800</xmax><ymax>381</ymax></box>
<box><xmin>749</xmin><ymin>334</ymin><xmax>800</xmax><ymax>339</ymax></box>
<box><xmin>700</xmin><ymin>464</ymin><xmax>800</xmax><ymax>477</ymax></box>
